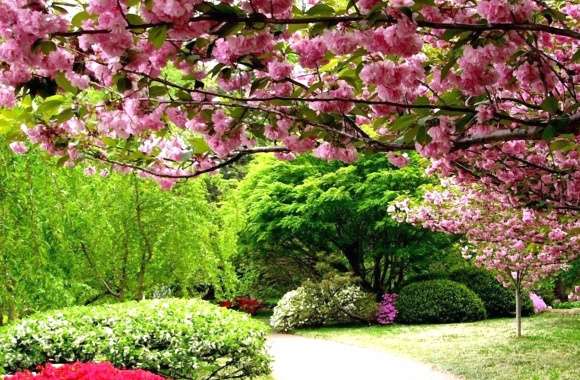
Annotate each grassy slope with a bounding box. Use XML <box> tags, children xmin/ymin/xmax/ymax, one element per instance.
<box><xmin>297</xmin><ymin>312</ymin><xmax>580</xmax><ymax>380</ymax></box>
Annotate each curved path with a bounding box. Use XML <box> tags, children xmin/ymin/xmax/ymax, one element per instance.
<box><xmin>267</xmin><ymin>334</ymin><xmax>457</xmax><ymax>380</ymax></box>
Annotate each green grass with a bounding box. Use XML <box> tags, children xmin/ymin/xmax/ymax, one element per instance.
<box><xmin>298</xmin><ymin>311</ymin><xmax>580</xmax><ymax>380</ymax></box>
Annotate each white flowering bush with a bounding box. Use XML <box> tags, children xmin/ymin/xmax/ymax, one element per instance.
<box><xmin>0</xmin><ymin>299</ymin><xmax>270</xmax><ymax>379</ymax></box>
<box><xmin>270</xmin><ymin>277</ymin><xmax>377</xmax><ymax>332</ymax></box>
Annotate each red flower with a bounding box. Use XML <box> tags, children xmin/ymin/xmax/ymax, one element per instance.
<box><xmin>5</xmin><ymin>362</ymin><xmax>164</xmax><ymax>380</ymax></box>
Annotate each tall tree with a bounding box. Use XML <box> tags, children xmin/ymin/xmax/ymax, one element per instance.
<box><xmin>0</xmin><ymin>142</ymin><xmax>240</xmax><ymax>320</ymax></box>
<box><xmin>238</xmin><ymin>153</ymin><xmax>456</xmax><ymax>295</ymax></box>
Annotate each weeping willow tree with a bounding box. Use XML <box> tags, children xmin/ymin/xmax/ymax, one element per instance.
<box><xmin>0</xmin><ymin>142</ymin><xmax>240</xmax><ymax>324</ymax></box>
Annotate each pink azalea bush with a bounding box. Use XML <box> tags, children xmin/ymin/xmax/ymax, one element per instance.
<box><xmin>376</xmin><ymin>293</ymin><xmax>398</xmax><ymax>325</ymax></box>
<box><xmin>568</xmin><ymin>286</ymin><xmax>580</xmax><ymax>302</ymax></box>
<box><xmin>5</xmin><ymin>362</ymin><xmax>164</xmax><ymax>380</ymax></box>
<box><xmin>529</xmin><ymin>293</ymin><xmax>548</xmax><ymax>313</ymax></box>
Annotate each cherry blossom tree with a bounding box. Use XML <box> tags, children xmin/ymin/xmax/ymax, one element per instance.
<box><xmin>0</xmin><ymin>0</ymin><xmax>577</xmax><ymax>207</ymax></box>
<box><xmin>0</xmin><ymin>1</ymin><xmax>578</xmax><ymax>337</ymax></box>
<box><xmin>392</xmin><ymin>183</ymin><xmax>579</xmax><ymax>336</ymax></box>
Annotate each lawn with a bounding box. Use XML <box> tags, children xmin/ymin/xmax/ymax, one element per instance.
<box><xmin>296</xmin><ymin>311</ymin><xmax>580</xmax><ymax>380</ymax></box>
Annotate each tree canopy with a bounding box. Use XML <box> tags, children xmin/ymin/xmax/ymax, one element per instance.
<box><xmin>0</xmin><ymin>0</ymin><xmax>578</xmax><ymax>211</ymax></box>
<box><xmin>0</xmin><ymin>141</ymin><xmax>239</xmax><ymax>323</ymax></box>
<box><xmin>238</xmin><ymin>153</ymin><xmax>456</xmax><ymax>295</ymax></box>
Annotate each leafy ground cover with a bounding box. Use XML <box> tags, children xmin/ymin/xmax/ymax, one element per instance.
<box><xmin>297</xmin><ymin>312</ymin><xmax>580</xmax><ymax>380</ymax></box>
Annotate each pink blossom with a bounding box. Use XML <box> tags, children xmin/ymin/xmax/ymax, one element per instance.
<box><xmin>387</xmin><ymin>152</ymin><xmax>410</xmax><ymax>168</ymax></box>
<box><xmin>0</xmin><ymin>87</ymin><xmax>16</xmax><ymax>107</ymax></box>
<box><xmin>84</xmin><ymin>166</ymin><xmax>97</xmax><ymax>176</ymax></box>
<box><xmin>529</xmin><ymin>292</ymin><xmax>548</xmax><ymax>313</ymax></box>
<box><xmin>267</xmin><ymin>61</ymin><xmax>293</xmax><ymax>81</ymax></box>
<box><xmin>292</xmin><ymin>37</ymin><xmax>328</xmax><ymax>69</ymax></box>
<box><xmin>9</xmin><ymin>141</ymin><xmax>28</xmax><ymax>154</ymax></box>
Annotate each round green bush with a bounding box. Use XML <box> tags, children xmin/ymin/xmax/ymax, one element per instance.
<box><xmin>0</xmin><ymin>299</ymin><xmax>270</xmax><ymax>379</ymax></box>
<box><xmin>449</xmin><ymin>268</ymin><xmax>533</xmax><ymax>317</ymax></box>
<box><xmin>270</xmin><ymin>276</ymin><xmax>377</xmax><ymax>332</ymax></box>
<box><xmin>397</xmin><ymin>280</ymin><xmax>487</xmax><ymax>324</ymax></box>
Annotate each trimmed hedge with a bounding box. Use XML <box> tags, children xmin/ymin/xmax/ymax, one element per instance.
<box><xmin>449</xmin><ymin>268</ymin><xmax>533</xmax><ymax>317</ymax></box>
<box><xmin>553</xmin><ymin>301</ymin><xmax>580</xmax><ymax>309</ymax></box>
<box><xmin>0</xmin><ymin>299</ymin><xmax>270</xmax><ymax>379</ymax></box>
<box><xmin>397</xmin><ymin>280</ymin><xmax>487</xmax><ymax>324</ymax></box>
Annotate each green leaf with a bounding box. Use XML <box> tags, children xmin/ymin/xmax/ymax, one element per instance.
<box><xmin>71</xmin><ymin>11</ymin><xmax>91</xmax><ymax>27</ymax></box>
<box><xmin>55</xmin><ymin>108</ymin><xmax>75</xmax><ymax>123</ymax></box>
<box><xmin>148</xmin><ymin>25</ymin><xmax>168</xmax><ymax>49</ymax></box>
<box><xmin>37</xmin><ymin>96</ymin><xmax>66</xmax><ymax>119</ymax></box>
<box><xmin>250</xmin><ymin>78</ymin><xmax>269</xmax><ymax>95</ymax></box>
<box><xmin>126</xmin><ymin>14</ymin><xmax>144</xmax><ymax>26</ymax></box>
<box><xmin>573</xmin><ymin>49</ymin><xmax>580</xmax><ymax>63</ymax></box>
<box><xmin>389</xmin><ymin>115</ymin><xmax>417</xmax><ymax>131</ymax></box>
<box><xmin>190</xmin><ymin>137</ymin><xmax>210</xmax><ymax>154</ymax></box>
<box><xmin>440</xmin><ymin>90</ymin><xmax>463</xmax><ymax>106</ymax></box>
<box><xmin>540</xmin><ymin>96</ymin><xmax>559</xmax><ymax>113</ymax></box>
<box><xmin>149</xmin><ymin>86</ymin><xmax>167</xmax><ymax>97</ymax></box>
<box><xmin>55</xmin><ymin>72</ymin><xmax>77</xmax><ymax>93</ymax></box>
<box><xmin>176</xmin><ymin>90</ymin><xmax>192</xmax><ymax>101</ymax></box>
<box><xmin>33</xmin><ymin>40</ymin><xmax>57</xmax><ymax>55</ymax></box>
<box><xmin>116</xmin><ymin>76</ymin><xmax>133</xmax><ymax>93</ymax></box>
<box><xmin>550</xmin><ymin>139</ymin><xmax>575</xmax><ymax>152</ymax></box>
<box><xmin>306</xmin><ymin>3</ymin><xmax>335</xmax><ymax>16</ymax></box>
<box><xmin>542</xmin><ymin>124</ymin><xmax>556</xmax><ymax>140</ymax></box>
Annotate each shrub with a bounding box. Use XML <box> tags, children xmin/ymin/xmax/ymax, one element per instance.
<box><xmin>449</xmin><ymin>268</ymin><xmax>533</xmax><ymax>317</ymax></box>
<box><xmin>376</xmin><ymin>293</ymin><xmax>398</xmax><ymax>325</ymax></box>
<box><xmin>529</xmin><ymin>293</ymin><xmax>549</xmax><ymax>313</ymax></box>
<box><xmin>218</xmin><ymin>296</ymin><xmax>264</xmax><ymax>315</ymax></box>
<box><xmin>397</xmin><ymin>280</ymin><xmax>486</xmax><ymax>324</ymax></box>
<box><xmin>5</xmin><ymin>362</ymin><xmax>164</xmax><ymax>380</ymax></box>
<box><xmin>270</xmin><ymin>276</ymin><xmax>377</xmax><ymax>332</ymax></box>
<box><xmin>0</xmin><ymin>299</ymin><xmax>270</xmax><ymax>379</ymax></box>
<box><xmin>553</xmin><ymin>301</ymin><xmax>580</xmax><ymax>309</ymax></box>
<box><xmin>568</xmin><ymin>285</ymin><xmax>580</xmax><ymax>301</ymax></box>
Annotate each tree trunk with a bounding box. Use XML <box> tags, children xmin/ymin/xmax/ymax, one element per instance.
<box><xmin>515</xmin><ymin>283</ymin><xmax>522</xmax><ymax>338</ymax></box>
<box><xmin>133</xmin><ymin>177</ymin><xmax>153</xmax><ymax>301</ymax></box>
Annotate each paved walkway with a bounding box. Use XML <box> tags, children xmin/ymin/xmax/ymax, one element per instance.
<box><xmin>267</xmin><ymin>334</ymin><xmax>457</xmax><ymax>380</ymax></box>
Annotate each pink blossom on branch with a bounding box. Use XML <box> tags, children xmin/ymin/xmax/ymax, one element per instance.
<box><xmin>0</xmin><ymin>0</ymin><xmax>576</xmax><ymax>207</ymax></box>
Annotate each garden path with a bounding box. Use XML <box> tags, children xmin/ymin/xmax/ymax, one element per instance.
<box><xmin>267</xmin><ymin>334</ymin><xmax>457</xmax><ymax>380</ymax></box>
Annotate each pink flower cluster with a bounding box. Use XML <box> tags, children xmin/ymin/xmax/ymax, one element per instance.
<box><xmin>568</xmin><ymin>286</ymin><xmax>580</xmax><ymax>302</ymax></box>
<box><xmin>5</xmin><ymin>362</ymin><xmax>164</xmax><ymax>380</ymax></box>
<box><xmin>314</xmin><ymin>142</ymin><xmax>358</xmax><ymax>163</ymax></box>
<box><xmin>529</xmin><ymin>292</ymin><xmax>548</xmax><ymax>313</ymax></box>
<box><xmin>376</xmin><ymin>293</ymin><xmax>398</xmax><ymax>325</ymax></box>
<box><xmin>395</xmin><ymin>184</ymin><xmax>580</xmax><ymax>289</ymax></box>
<box><xmin>213</xmin><ymin>33</ymin><xmax>274</xmax><ymax>65</ymax></box>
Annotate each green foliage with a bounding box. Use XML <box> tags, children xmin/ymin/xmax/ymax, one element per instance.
<box><xmin>270</xmin><ymin>276</ymin><xmax>377</xmax><ymax>332</ymax></box>
<box><xmin>0</xmin><ymin>142</ymin><xmax>240</xmax><ymax>322</ymax></box>
<box><xmin>0</xmin><ymin>299</ymin><xmax>270</xmax><ymax>379</ymax></box>
<box><xmin>397</xmin><ymin>280</ymin><xmax>487</xmax><ymax>324</ymax></box>
<box><xmin>237</xmin><ymin>153</ymin><xmax>457</xmax><ymax>298</ymax></box>
<box><xmin>553</xmin><ymin>301</ymin><xmax>580</xmax><ymax>309</ymax></box>
<box><xmin>449</xmin><ymin>268</ymin><xmax>533</xmax><ymax>317</ymax></box>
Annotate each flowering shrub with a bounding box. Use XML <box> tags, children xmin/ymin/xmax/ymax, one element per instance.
<box><xmin>568</xmin><ymin>286</ymin><xmax>580</xmax><ymax>302</ymax></box>
<box><xmin>5</xmin><ymin>362</ymin><xmax>163</xmax><ymax>380</ymax></box>
<box><xmin>376</xmin><ymin>294</ymin><xmax>398</xmax><ymax>325</ymax></box>
<box><xmin>270</xmin><ymin>276</ymin><xmax>377</xmax><ymax>332</ymax></box>
<box><xmin>233</xmin><ymin>296</ymin><xmax>264</xmax><ymax>315</ymax></box>
<box><xmin>529</xmin><ymin>293</ymin><xmax>549</xmax><ymax>313</ymax></box>
<box><xmin>397</xmin><ymin>280</ymin><xmax>486</xmax><ymax>324</ymax></box>
<box><xmin>218</xmin><ymin>297</ymin><xmax>264</xmax><ymax>315</ymax></box>
<box><xmin>0</xmin><ymin>299</ymin><xmax>270</xmax><ymax>379</ymax></box>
